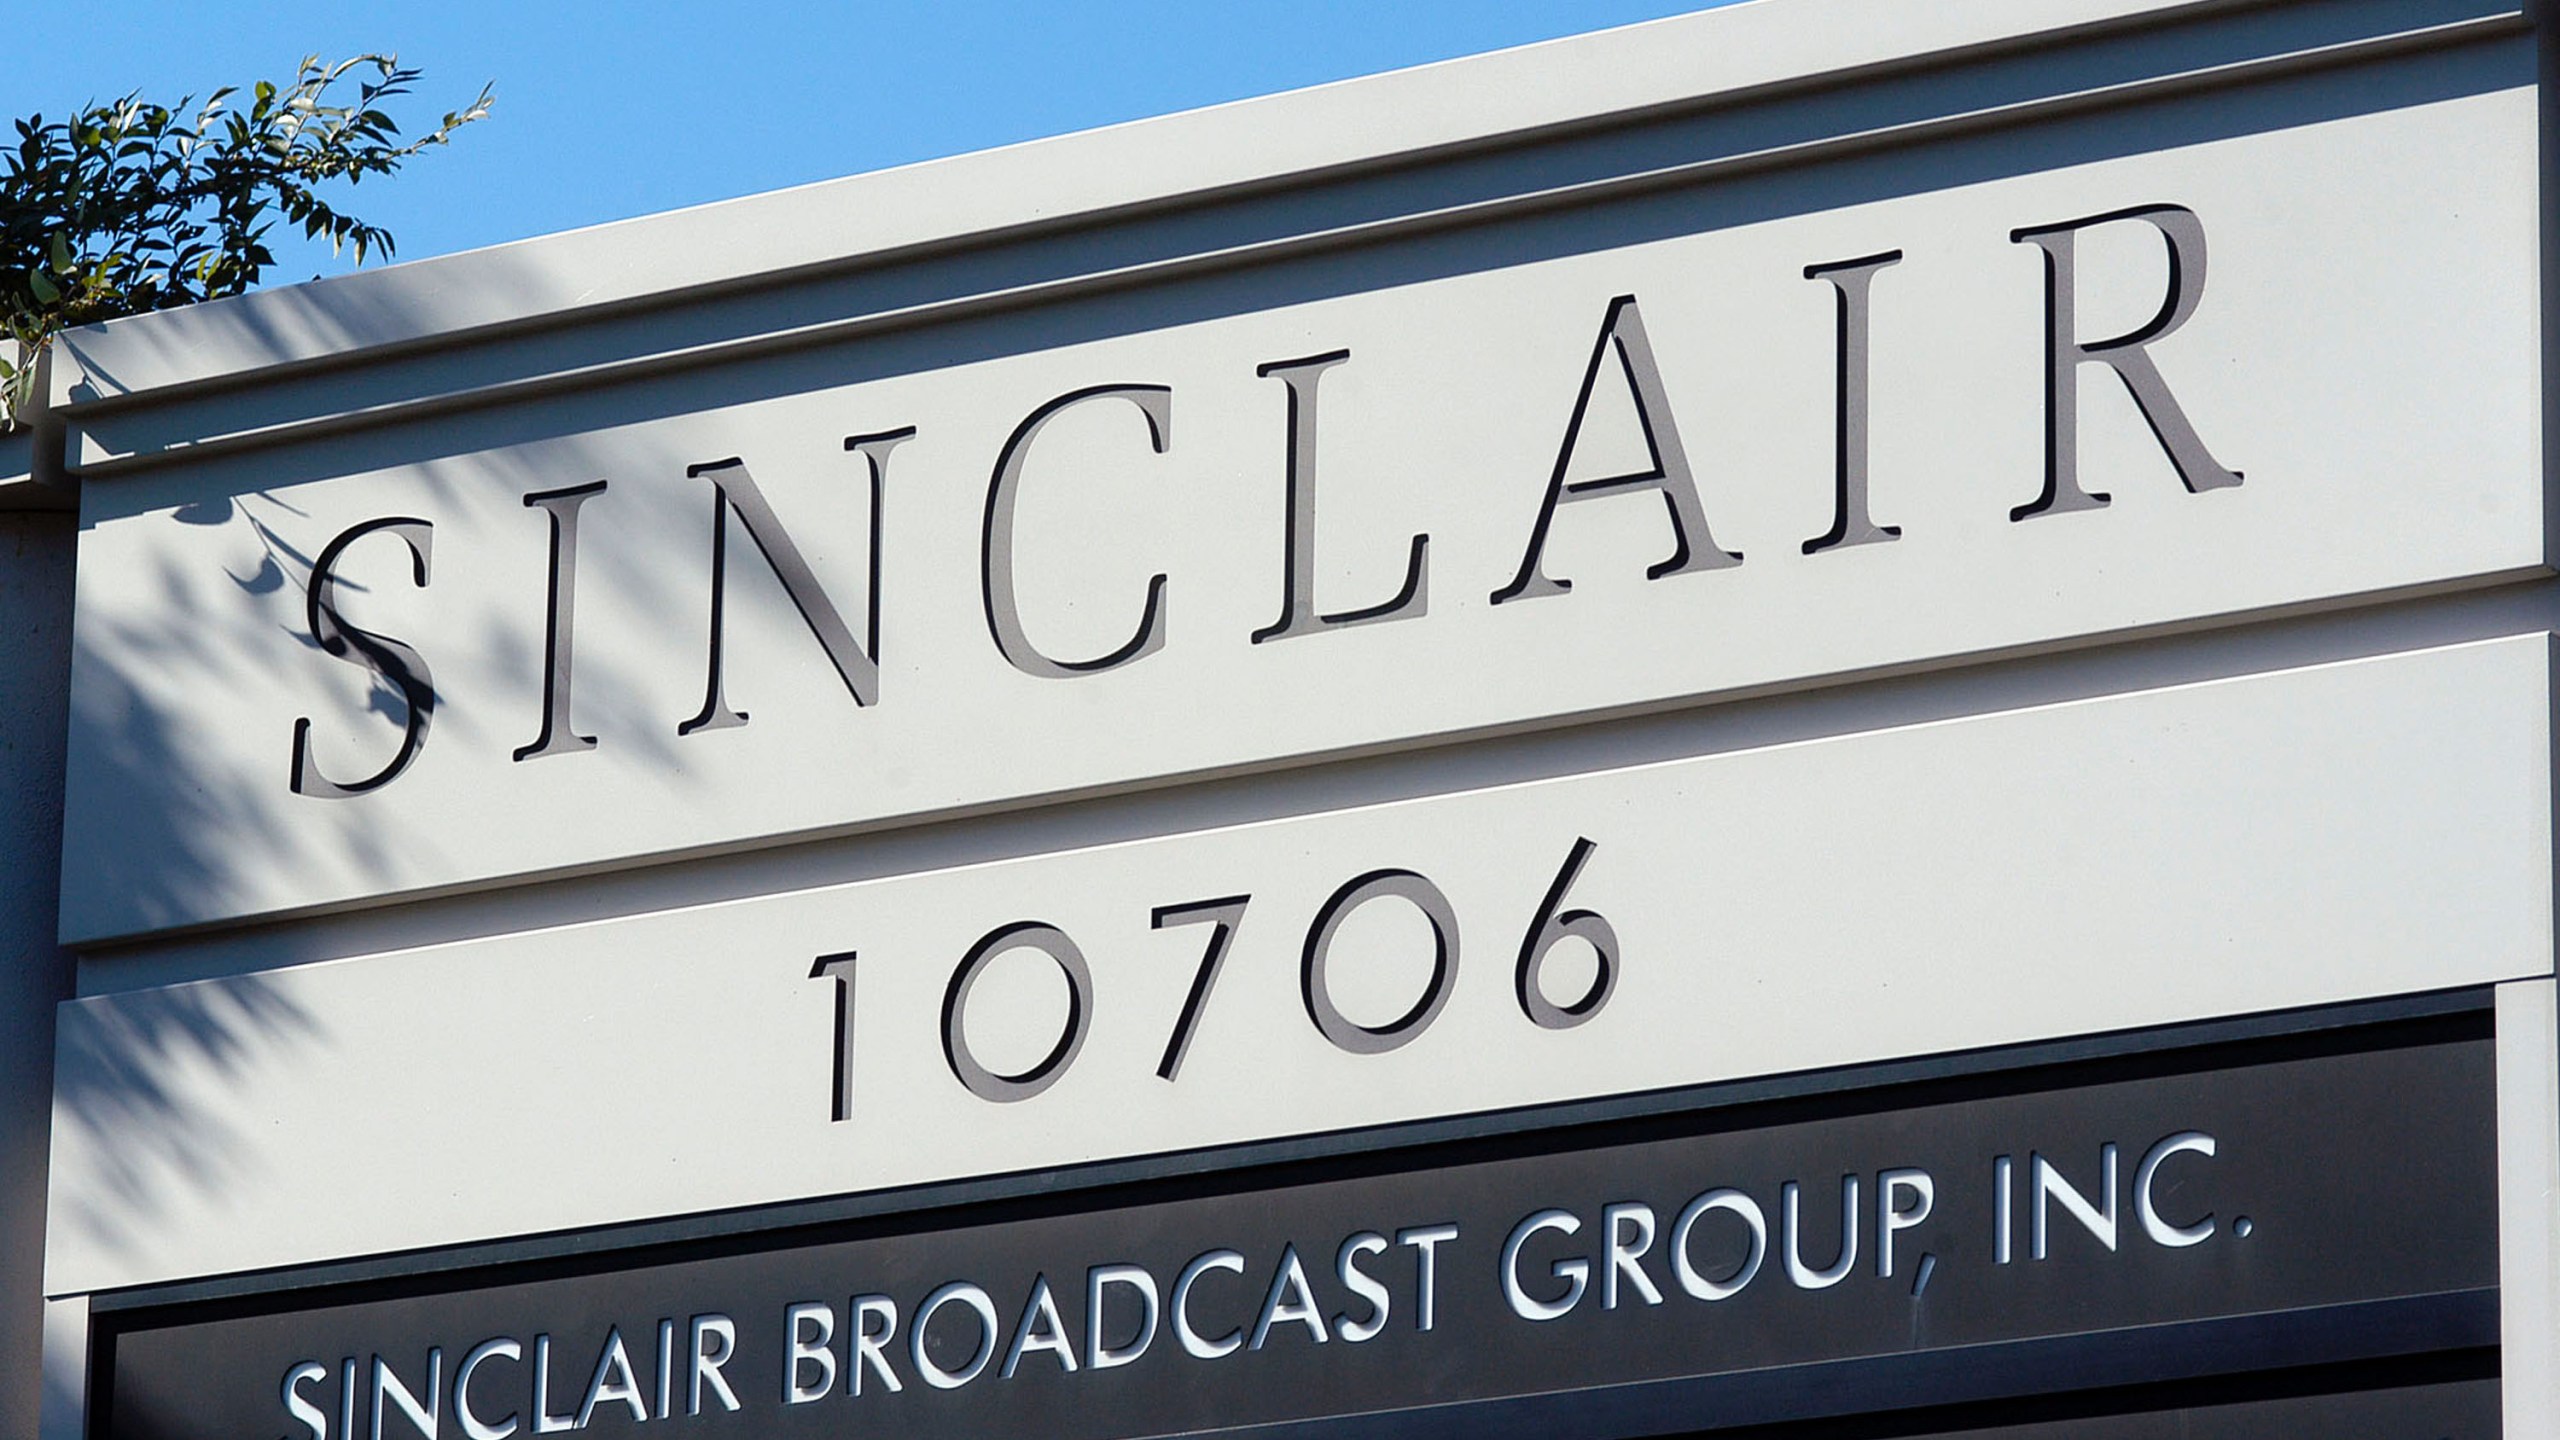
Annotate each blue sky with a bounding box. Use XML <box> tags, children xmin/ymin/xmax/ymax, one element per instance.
<box><xmin>4</xmin><ymin>1</ymin><xmax>1733</xmax><ymax>286</ymax></box>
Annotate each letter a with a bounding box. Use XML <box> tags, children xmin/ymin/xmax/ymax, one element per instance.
<box><xmin>1493</xmin><ymin>294</ymin><xmax>1740</xmax><ymax>604</ymax></box>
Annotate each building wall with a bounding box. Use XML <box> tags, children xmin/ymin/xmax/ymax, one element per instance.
<box><xmin>0</xmin><ymin>512</ymin><xmax>75</xmax><ymax>1440</ymax></box>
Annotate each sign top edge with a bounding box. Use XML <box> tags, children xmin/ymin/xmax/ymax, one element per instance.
<box><xmin>49</xmin><ymin>0</ymin><xmax>2240</xmax><ymax>406</ymax></box>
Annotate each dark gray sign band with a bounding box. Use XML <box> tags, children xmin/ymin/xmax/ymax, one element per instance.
<box><xmin>98</xmin><ymin>1023</ymin><xmax>2497</xmax><ymax>1440</ymax></box>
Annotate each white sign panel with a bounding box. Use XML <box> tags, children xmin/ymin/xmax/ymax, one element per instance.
<box><xmin>48</xmin><ymin>635</ymin><xmax>2555</xmax><ymax>1293</ymax></box>
<box><xmin>60</xmin><ymin>88</ymin><xmax>2542</xmax><ymax>941</ymax></box>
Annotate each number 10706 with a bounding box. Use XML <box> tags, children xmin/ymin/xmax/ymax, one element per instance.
<box><xmin>807</xmin><ymin>838</ymin><xmax>1617</xmax><ymax>1123</ymax></box>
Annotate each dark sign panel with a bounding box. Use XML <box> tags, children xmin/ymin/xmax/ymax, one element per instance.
<box><xmin>100</xmin><ymin>1027</ymin><xmax>2495</xmax><ymax>1440</ymax></box>
<box><xmin>1835</xmin><ymin>1373</ymin><xmax>2499</xmax><ymax>1439</ymax></box>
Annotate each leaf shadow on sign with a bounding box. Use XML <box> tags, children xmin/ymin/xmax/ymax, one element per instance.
<box><xmin>48</xmin><ymin>527</ymin><xmax>333</xmax><ymax>1263</ymax></box>
<box><xmin>45</xmin><ymin>500</ymin><xmax>435</xmax><ymax>1281</ymax></box>
<box><xmin>60</xmin><ymin>542</ymin><xmax>385</xmax><ymax>937</ymax></box>
<box><xmin>43</xmin><ymin>381</ymin><xmax>731</xmax><ymax>1286</ymax></box>
<box><xmin>48</xmin><ymin>978</ymin><xmax>318</xmax><ymax>1262</ymax></box>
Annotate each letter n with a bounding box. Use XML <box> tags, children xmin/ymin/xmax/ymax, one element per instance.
<box><xmin>680</xmin><ymin>433</ymin><xmax>910</xmax><ymax>734</ymax></box>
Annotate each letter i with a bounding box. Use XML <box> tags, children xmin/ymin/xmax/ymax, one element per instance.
<box><xmin>1994</xmin><ymin>1155</ymin><xmax>2015</xmax><ymax>1265</ymax></box>
<box><xmin>657</xmin><ymin>1319</ymin><xmax>677</xmax><ymax>1420</ymax></box>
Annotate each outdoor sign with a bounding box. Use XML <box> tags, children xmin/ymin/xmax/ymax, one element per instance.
<box><xmin>55</xmin><ymin>81</ymin><xmax>2540</xmax><ymax>941</ymax></box>
<box><xmin>38</xmin><ymin>3</ymin><xmax>2559</xmax><ymax>1438</ymax></box>
<box><xmin>94</xmin><ymin>1027</ymin><xmax>2495</xmax><ymax>1438</ymax></box>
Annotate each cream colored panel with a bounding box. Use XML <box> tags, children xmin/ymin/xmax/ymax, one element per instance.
<box><xmin>48</xmin><ymin>636</ymin><xmax>2554</xmax><ymax>1293</ymax></box>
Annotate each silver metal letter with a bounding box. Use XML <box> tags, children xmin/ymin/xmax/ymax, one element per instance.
<box><xmin>1252</xmin><ymin>350</ymin><xmax>1427</xmax><ymax>642</ymax></box>
<box><xmin>1086</xmin><ymin>1265</ymin><xmax>1161</xmax><ymax>1370</ymax></box>
<box><xmin>2010</xmin><ymin>205</ymin><xmax>2241</xmax><ymax>519</ymax></box>
<box><xmin>983</xmin><ymin>384</ymin><xmax>1174</xmax><ymax>677</ymax></box>
<box><xmin>1877</xmin><ymin>1168</ymin><xmax>1934</xmax><ymax>1279</ymax></box>
<box><xmin>515</xmin><ymin>481</ymin><xmax>606</xmax><ymax>761</ymax></box>
<box><xmin>1672</xmin><ymin>1189</ymin><xmax>1765</xmax><ymax>1301</ymax></box>
<box><xmin>2135</xmin><ymin>1131</ymin><xmax>2218</xmax><ymax>1248</ymax></box>
<box><xmin>1801</xmin><ymin>252</ymin><xmax>1904</xmax><ymax>554</ymax></box>
<box><xmin>1493</xmin><ymin>294</ymin><xmax>1740</xmax><ymax>604</ymax></box>
<box><xmin>291</xmin><ymin>517</ymin><xmax>436</xmax><ymax>799</ymax></box>
<box><xmin>1781</xmin><ymin>1175</ymin><xmax>1859</xmax><ymax>1289</ymax></box>
<box><xmin>1500</xmin><ymin>1210</ymin><xmax>1588</xmax><ymax>1322</ymax></box>
<box><xmin>2031</xmin><ymin>1144</ymin><xmax>2121</xmax><ymax>1258</ymax></box>
<box><xmin>680</xmin><ymin>435</ymin><xmax>906</xmax><ymax>734</ymax></box>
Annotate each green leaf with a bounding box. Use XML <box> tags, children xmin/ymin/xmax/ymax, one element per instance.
<box><xmin>2</xmin><ymin>55</ymin><xmax>491</xmax><ymax>326</ymax></box>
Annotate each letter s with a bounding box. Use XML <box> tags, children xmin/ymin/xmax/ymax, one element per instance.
<box><xmin>282</xmin><ymin>1360</ymin><xmax>330</xmax><ymax>1439</ymax></box>
<box><xmin>291</xmin><ymin>517</ymin><xmax>436</xmax><ymax>798</ymax></box>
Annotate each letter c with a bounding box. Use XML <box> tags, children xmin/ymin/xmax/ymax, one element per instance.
<box><xmin>457</xmin><ymin>1338</ymin><xmax>523</xmax><ymax>1440</ymax></box>
<box><xmin>2136</xmin><ymin>1131</ymin><xmax>2218</xmax><ymax>1247</ymax></box>
<box><xmin>1173</xmin><ymin>1249</ymin><xmax>1247</xmax><ymax>1359</ymax></box>
<box><xmin>982</xmin><ymin>384</ymin><xmax>1175</xmax><ymax>678</ymax></box>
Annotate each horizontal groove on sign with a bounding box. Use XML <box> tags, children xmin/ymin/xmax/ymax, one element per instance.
<box><xmin>56</xmin><ymin>4</ymin><xmax>2526</xmax><ymax>476</ymax></box>
<box><xmin>45</xmin><ymin>0</ymin><xmax>2526</xmax><ymax>406</ymax></box>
